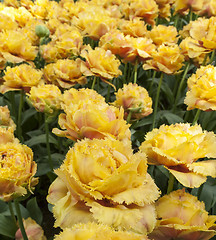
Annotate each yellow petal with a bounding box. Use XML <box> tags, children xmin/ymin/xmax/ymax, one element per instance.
<box><xmin>52</xmin><ymin>192</ymin><xmax>94</xmax><ymax>228</ymax></box>
<box><xmin>149</xmin><ymin>225</ymin><xmax>216</xmax><ymax>240</ymax></box>
<box><xmin>167</xmin><ymin>167</ymin><xmax>206</xmax><ymax>188</ymax></box>
<box><xmin>110</xmin><ymin>173</ymin><xmax>160</xmax><ymax>206</ymax></box>
<box><xmin>187</xmin><ymin>160</ymin><xmax>216</xmax><ymax>178</ymax></box>
<box><xmin>54</xmin><ymin>222</ymin><xmax>148</xmax><ymax>240</ymax></box>
<box><xmin>86</xmin><ymin>200</ymin><xmax>156</xmax><ymax>234</ymax></box>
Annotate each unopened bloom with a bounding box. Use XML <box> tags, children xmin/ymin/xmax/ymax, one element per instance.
<box><xmin>0</xmin><ymin>142</ymin><xmax>37</xmax><ymax>201</ymax></box>
<box><xmin>140</xmin><ymin>123</ymin><xmax>216</xmax><ymax>188</ymax></box>
<box><xmin>15</xmin><ymin>217</ymin><xmax>46</xmax><ymax>240</ymax></box>
<box><xmin>184</xmin><ymin>65</ymin><xmax>216</xmax><ymax>111</ymax></box>
<box><xmin>80</xmin><ymin>45</ymin><xmax>122</xmax><ymax>80</ymax></box>
<box><xmin>143</xmin><ymin>44</ymin><xmax>184</xmax><ymax>74</ymax></box>
<box><xmin>44</xmin><ymin>59</ymin><xmax>86</xmax><ymax>89</ymax></box>
<box><xmin>112</xmin><ymin>83</ymin><xmax>153</xmax><ymax>120</ymax></box>
<box><xmin>54</xmin><ymin>222</ymin><xmax>149</xmax><ymax>240</ymax></box>
<box><xmin>47</xmin><ymin>138</ymin><xmax>160</xmax><ymax>233</ymax></box>
<box><xmin>149</xmin><ymin>189</ymin><xmax>216</xmax><ymax>240</ymax></box>
<box><xmin>1</xmin><ymin>64</ymin><xmax>43</xmax><ymax>93</ymax></box>
<box><xmin>27</xmin><ymin>84</ymin><xmax>62</xmax><ymax>115</ymax></box>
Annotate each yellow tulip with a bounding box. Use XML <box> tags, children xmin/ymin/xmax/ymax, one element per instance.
<box><xmin>149</xmin><ymin>189</ymin><xmax>216</xmax><ymax>240</ymax></box>
<box><xmin>54</xmin><ymin>222</ymin><xmax>149</xmax><ymax>240</ymax></box>
<box><xmin>143</xmin><ymin>44</ymin><xmax>184</xmax><ymax>74</ymax></box>
<box><xmin>27</xmin><ymin>84</ymin><xmax>62</xmax><ymax>114</ymax></box>
<box><xmin>0</xmin><ymin>142</ymin><xmax>38</xmax><ymax>201</ymax></box>
<box><xmin>112</xmin><ymin>83</ymin><xmax>153</xmax><ymax>120</ymax></box>
<box><xmin>44</xmin><ymin>59</ymin><xmax>86</xmax><ymax>89</ymax></box>
<box><xmin>1</xmin><ymin>64</ymin><xmax>43</xmax><ymax>93</ymax></box>
<box><xmin>184</xmin><ymin>65</ymin><xmax>216</xmax><ymax>111</ymax></box>
<box><xmin>140</xmin><ymin>123</ymin><xmax>216</xmax><ymax>188</ymax></box>
<box><xmin>47</xmin><ymin>138</ymin><xmax>160</xmax><ymax>233</ymax></box>
<box><xmin>80</xmin><ymin>45</ymin><xmax>122</xmax><ymax>80</ymax></box>
<box><xmin>15</xmin><ymin>217</ymin><xmax>46</xmax><ymax>240</ymax></box>
<box><xmin>53</xmin><ymin>100</ymin><xmax>131</xmax><ymax>143</ymax></box>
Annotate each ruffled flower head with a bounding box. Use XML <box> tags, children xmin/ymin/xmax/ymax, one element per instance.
<box><xmin>149</xmin><ymin>189</ymin><xmax>216</xmax><ymax>240</ymax></box>
<box><xmin>112</xmin><ymin>83</ymin><xmax>153</xmax><ymax>120</ymax></box>
<box><xmin>54</xmin><ymin>222</ymin><xmax>149</xmax><ymax>240</ymax></box>
<box><xmin>0</xmin><ymin>142</ymin><xmax>38</xmax><ymax>201</ymax></box>
<box><xmin>140</xmin><ymin>123</ymin><xmax>216</xmax><ymax>188</ymax></box>
<box><xmin>184</xmin><ymin>65</ymin><xmax>216</xmax><ymax>111</ymax></box>
<box><xmin>47</xmin><ymin>137</ymin><xmax>160</xmax><ymax>233</ymax></box>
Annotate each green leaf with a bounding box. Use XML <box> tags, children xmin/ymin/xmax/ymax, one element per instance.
<box><xmin>26</xmin><ymin>197</ymin><xmax>43</xmax><ymax>225</ymax></box>
<box><xmin>199</xmin><ymin>178</ymin><xmax>216</xmax><ymax>211</ymax></box>
<box><xmin>132</xmin><ymin>116</ymin><xmax>153</xmax><ymax>128</ymax></box>
<box><xmin>0</xmin><ymin>215</ymin><xmax>17</xmax><ymax>238</ymax></box>
<box><xmin>0</xmin><ymin>202</ymin><xmax>8</xmax><ymax>214</ymax></box>
<box><xmin>25</xmin><ymin>134</ymin><xmax>58</xmax><ymax>147</ymax></box>
<box><xmin>21</xmin><ymin>108</ymin><xmax>37</xmax><ymax>124</ymax></box>
<box><xmin>159</xmin><ymin>111</ymin><xmax>184</xmax><ymax>124</ymax></box>
<box><xmin>160</xmin><ymin>82</ymin><xmax>174</xmax><ymax>104</ymax></box>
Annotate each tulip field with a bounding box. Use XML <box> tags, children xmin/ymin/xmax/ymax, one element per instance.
<box><xmin>1</xmin><ymin>0</ymin><xmax>216</xmax><ymax>239</ymax></box>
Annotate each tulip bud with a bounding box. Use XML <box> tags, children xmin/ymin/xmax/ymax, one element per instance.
<box><xmin>35</xmin><ymin>25</ymin><xmax>50</xmax><ymax>38</ymax></box>
<box><xmin>15</xmin><ymin>218</ymin><xmax>46</xmax><ymax>240</ymax></box>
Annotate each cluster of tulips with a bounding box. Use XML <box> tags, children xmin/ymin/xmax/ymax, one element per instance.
<box><xmin>0</xmin><ymin>0</ymin><xmax>216</xmax><ymax>239</ymax></box>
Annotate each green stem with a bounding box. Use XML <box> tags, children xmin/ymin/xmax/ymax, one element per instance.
<box><xmin>91</xmin><ymin>76</ymin><xmax>97</xmax><ymax>90</ymax></box>
<box><xmin>202</xmin><ymin>53</ymin><xmax>208</xmax><ymax>66</ymax></box>
<box><xmin>126</xmin><ymin>110</ymin><xmax>132</xmax><ymax>123</ymax></box>
<box><xmin>184</xmin><ymin>111</ymin><xmax>190</xmax><ymax>122</ymax></box>
<box><xmin>17</xmin><ymin>90</ymin><xmax>24</xmax><ymax>142</ymax></box>
<box><xmin>173</xmin><ymin>62</ymin><xmax>190</xmax><ymax>112</ymax></box>
<box><xmin>45</xmin><ymin>114</ymin><xmax>53</xmax><ymax>171</ymax></box>
<box><xmin>197</xmin><ymin>183</ymin><xmax>204</xmax><ymax>200</ymax></box>
<box><xmin>174</xmin><ymin>14</ymin><xmax>179</xmax><ymax>28</ymax></box>
<box><xmin>9</xmin><ymin>91</ymin><xmax>16</xmax><ymax>120</ymax></box>
<box><xmin>152</xmin><ymin>72</ymin><xmax>163</xmax><ymax>130</ymax></box>
<box><xmin>106</xmin><ymin>84</ymin><xmax>111</xmax><ymax>102</ymax></box>
<box><xmin>189</xmin><ymin>9</ymin><xmax>193</xmax><ymax>22</ymax></box>
<box><xmin>167</xmin><ymin>173</ymin><xmax>175</xmax><ymax>194</ymax></box>
<box><xmin>208</xmin><ymin>50</ymin><xmax>215</xmax><ymax>65</ymax></box>
<box><xmin>8</xmin><ymin>201</ymin><xmax>17</xmax><ymax>226</ymax></box>
<box><xmin>192</xmin><ymin>109</ymin><xmax>201</xmax><ymax>125</ymax></box>
<box><xmin>123</xmin><ymin>63</ymin><xmax>127</xmax><ymax>84</ymax></box>
<box><xmin>14</xmin><ymin>200</ymin><xmax>28</xmax><ymax>240</ymax></box>
<box><xmin>149</xmin><ymin>71</ymin><xmax>157</xmax><ymax>94</ymax></box>
<box><xmin>134</xmin><ymin>59</ymin><xmax>138</xmax><ymax>84</ymax></box>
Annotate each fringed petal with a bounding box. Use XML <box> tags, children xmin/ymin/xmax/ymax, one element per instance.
<box><xmin>167</xmin><ymin>167</ymin><xmax>206</xmax><ymax>188</ymax></box>
<box><xmin>86</xmin><ymin>200</ymin><xmax>156</xmax><ymax>234</ymax></box>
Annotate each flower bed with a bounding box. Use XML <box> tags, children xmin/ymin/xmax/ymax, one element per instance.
<box><xmin>0</xmin><ymin>0</ymin><xmax>216</xmax><ymax>239</ymax></box>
